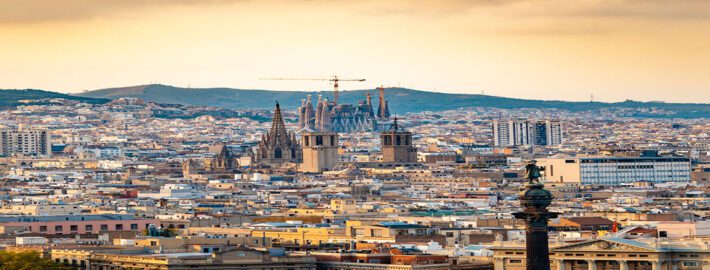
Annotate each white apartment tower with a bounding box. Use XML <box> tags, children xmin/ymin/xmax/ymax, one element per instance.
<box><xmin>0</xmin><ymin>128</ymin><xmax>51</xmax><ymax>156</ymax></box>
<box><xmin>493</xmin><ymin>119</ymin><xmax>563</xmax><ymax>147</ymax></box>
<box><xmin>533</xmin><ymin>120</ymin><xmax>563</xmax><ymax>146</ymax></box>
<box><xmin>492</xmin><ymin>119</ymin><xmax>531</xmax><ymax>146</ymax></box>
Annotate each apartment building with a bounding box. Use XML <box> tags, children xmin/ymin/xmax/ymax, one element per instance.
<box><xmin>0</xmin><ymin>128</ymin><xmax>51</xmax><ymax>156</ymax></box>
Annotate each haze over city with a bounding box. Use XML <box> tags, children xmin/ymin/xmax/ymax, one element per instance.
<box><xmin>0</xmin><ymin>2</ymin><xmax>709</xmax><ymax>270</ymax></box>
<box><xmin>1</xmin><ymin>0</ymin><xmax>709</xmax><ymax>102</ymax></box>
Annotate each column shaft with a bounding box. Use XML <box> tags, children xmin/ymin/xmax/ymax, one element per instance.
<box><xmin>557</xmin><ymin>260</ymin><xmax>565</xmax><ymax>270</ymax></box>
<box><xmin>619</xmin><ymin>260</ymin><xmax>629</xmax><ymax>270</ymax></box>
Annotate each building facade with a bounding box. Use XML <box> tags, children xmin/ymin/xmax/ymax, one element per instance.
<box><xmin>300</xmin><ymin>131</ymin><xmax>339</xmax><ymax>173</ymax></box>
<box><xmin>492</xmin><ymin>238</ymin><xmax>710</xmax><ymax>270</ymax></box>
<box><xmin>493</xmin><ymin>119</ymin><xmax>563</xmax><ymax>147</ymax></box>
<box><xmin>533</xmin><ymin>120</ymin><xmax>563</xmax><ymax>146</ymax></box>
<box><xmin>541</xmin><ymin>157</ymin><xmax>691</xmax><ymax>185</ymax></box>
<box><xmin>256</xmin><ymin>102</ymin><xmax>302</xmax><ymax>165</ymax></box>
<box><xmin>298</xmin><ymin>87</ymin><xmax>391</xmax><ymax>133</ymax></box>
<box><xmin>0</xmin><ymin>128</ymin><xmax>51</xmax><ymax>156</ymax></box>
<box><xmin>381</xmin><ymin>119</ymin><xmax>417</xmax><ymax>163</ymax></box>
<box><xmin>0</xmin><ymin>214</ymin><xmax>156</xmax><ymax>235</ymax></box>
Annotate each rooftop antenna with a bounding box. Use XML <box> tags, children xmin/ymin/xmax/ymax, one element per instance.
<box><xmin>590</xmin><ymin>94</ymin><xmax>594</xmax><ymax>102</ymax></box>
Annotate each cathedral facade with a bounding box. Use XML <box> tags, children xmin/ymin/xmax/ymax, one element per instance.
<box><xmin>255</xmin><ymin>102</ymin><xmax>302</xmax><ymax>165</ymax></box>
<box><xmin>297</xmin><ymin>87</ymin><xmax>391</xmax><ymax>133</ymax></box>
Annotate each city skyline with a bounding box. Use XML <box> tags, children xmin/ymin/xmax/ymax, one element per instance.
<box><xmin>2</xmin><ymin>0</ymin><xmax>710</xmax><ymax>103</ymax></box>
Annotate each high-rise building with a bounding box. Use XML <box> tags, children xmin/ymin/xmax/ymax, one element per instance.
<box><xmin>381</xmin><ymin>118</ymin><xmax>417</xmax><ymax>163</ymax></box>
<box><xmin>0</xmin><ymin>128</ymin><xmax>51</xmax><ymax>156</ymax></box>
<box><xmin>300</xmin><ymin>131</ymin><xmax>339</xmax><ymax>173</ymax></box>
<box><xmin>255</xmin><ymin>102</ymin><xmax>302</xmax><ymax>165</ymax></box>
<box><xmin>492</xmin><ymin>119</ymin><xmax>530</xmax><ymax>147</ymax></box>
<box><xmin>493</xmin><ymin>119</ymin><xmax>563</xmax><ymax>147</ymax></box>
<box><xmin>533</xmin><ymin>120</ymin><xmax>563</xmax><ymax>146</ymax></box>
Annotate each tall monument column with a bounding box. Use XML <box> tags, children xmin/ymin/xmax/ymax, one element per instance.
<box><xmin>513</xmin><ymin>160</ymin><xmax>557</xmax><ymax>270</ymax></box>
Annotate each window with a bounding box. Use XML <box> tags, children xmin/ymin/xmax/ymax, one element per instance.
<box><xmin>100</xmin><ymin>224</ymin><xmax>108</xmax><ymax>231</ymax></box>
<box><xmin>355</xmin><ymin>229</ymin><xmax>365</xmax><ymax>236</ymax></box>
<box><xmin>55</xmin><ymin>225</ymin><xmax>63</xmax><ymax>232</ymax></box>
<box><xmin>509</xmin><ymin>260</ymin><xmax>523</xmax><ymax>264</ymax></box>
<box><xmin>445</xmin><ymin>232</ymin><xmax>454</xmax><ymax>237</ymax></box>
<box><xmin>40</xmin><ymin>226</ymin><xmax>47</xmax><ymax>232</ymax></box>
<box><xmin>316</xmin><ymin>136</ymin><xmax>323</xmax><ymax>146</ymax></box>
<box><xmin>274</xmin><ymin>148</ymin><xmax>282</xmax><ymax>159</ymax></box>
<box><xmin>70</xmin><ymin>225</ymin><xmax>78</xmax><ymax>231</ymax></box>
<box><xmin>85</xmin><ymin>225</ymin><xmax>93</xmax><ymax>231</ymax></box>
<box><xmin>683</xmin><ymin>262</ymin><xmax>699</xmax><ymax>267</ymax></box>
<box><xmin>116</xmin><ymin>224</ymin><xmax>123</xmax><ymax>230</ymax></box>
<box><xmin>131</xmin><ymin>224</ymin><xmax>138</xmax><ymax>230</ymax></box>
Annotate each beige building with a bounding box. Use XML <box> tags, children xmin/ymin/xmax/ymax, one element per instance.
<box><xmin>381</xmin><ymin>119</ymin><xmax>417</xmax><ymax>163</ymax></box>
<box><xmin>0</xmin><ymin>204</ymin><xmax>81</xmax><ymax>216</ymax></box>
<box><xmin>300</xmin><ymin>131</ymin><xmax>339</xmax><ymax>173</ymax></box>
<box><xmin>89</xmin><ymin>249</ymin><xmax>316</xmax><ymax>270</ymax></box>
<box><xmin>492</xmin><ymin>238</ymin><xmax>710</xmax><ymax>270</ymax></box>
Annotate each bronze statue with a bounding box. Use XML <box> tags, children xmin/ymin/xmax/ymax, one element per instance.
<box><xmin>524</xmin><ymin>160</ymin><xmax>545</xmax><ymax>184</ymax></box>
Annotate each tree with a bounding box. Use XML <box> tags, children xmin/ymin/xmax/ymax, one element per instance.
<box><xmin>0</xmin><ymin>251</ymin><xmax>71</xmax><ymax>270</ymax></box>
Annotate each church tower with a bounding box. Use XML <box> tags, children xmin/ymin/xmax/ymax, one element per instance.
<box><xmin>256</xmin><ymin>102</ymin><xmax>302</xmax><ymax>165</ymax></box>
<box><xmin>297</xmin><ymin>95</ymin><xmax>315</xmax><ymax>130</ymax></box>
<box><xmin>377</xmin><ymin>86</ymin><xmax>391</xmax><ymax>120</ymax></box>
<box><xmin>380</xmin><ymin>117</ymin><xmax>417</xmax><ymax>163</ymax></box>
<box><xmin>300</xmin><ymin>131</ymin><xmax>339</xmax><ymax>173</ymax></box>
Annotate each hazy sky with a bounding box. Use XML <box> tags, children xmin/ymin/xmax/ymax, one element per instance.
<box><xmin>1</xmin><ymin>0</ymin><xmax>709</xmax><ymax>102</ymax></box>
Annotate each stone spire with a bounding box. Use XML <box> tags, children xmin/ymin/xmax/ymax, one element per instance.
<box><xmin>315</xmin><ymin>95</ymin><xmax>323</xmax><ymax>130</ymax></box>
<box><xmin>269</xmin><ymin>102</ymin><xmax>289</xmax><ymax>146</ymax></box>
<box><xmin>366</xmin><ymin>93</ymin><xmax>375</xmax><ymax>118</ymax></box>
<box><xmin>304</xmin><ymin>95</ymin><xmax>315</xmax><ymax>129</ymax></box>
<box><xmin>377</xmin><ymin>86</ymin><xmax>387</xmax><ymax>119</ymax></box>
<box><xmin>255</xmin><ymin>102</ymin><xmax>302</xmax><ymax>165</ymax></box>
<box><xmin>384</xmin><ymin>101</ymin><xmax>391</xmax><ymax>118</ymax></box>
<box><xmin>318</xmin><ymin>99</ymin><xmax>332</xmax><ymax>132</ymax></box>
<box><xmin>298</xmin><ymin>99</ymin><xmax>306</xmax><ymax>128</ymax></box>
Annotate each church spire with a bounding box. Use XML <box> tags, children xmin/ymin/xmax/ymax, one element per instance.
<box><xmin>270</xmin><ymin>102</ymin><xmax>288</xmax><ymax>145</ymax></box>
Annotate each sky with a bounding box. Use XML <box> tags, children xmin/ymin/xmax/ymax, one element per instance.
<box><xmin>1</xmin><ymin>0</ymin><xmax>709</xmax><ymax>103</ymax></box>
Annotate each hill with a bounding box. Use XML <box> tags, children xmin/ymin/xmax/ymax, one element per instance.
<box><xmin>0</xmin><ymin>89</ymin><xmax>109</xmax><ymax>108</ymax></box>
<box><xmin>77</xmin><ymin>84</ymin><xmax>710</xmax><ymax>118</ymax></box>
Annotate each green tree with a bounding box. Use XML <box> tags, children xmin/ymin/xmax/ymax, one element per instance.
<box><xmin>0</xmin><ymin>251</ymin><xmax>71</xmax><ymax>270</ymax></box>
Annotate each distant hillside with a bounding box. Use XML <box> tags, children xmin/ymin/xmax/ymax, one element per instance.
<box><xmin>77</xmin><ymin>84</ymin><xmax>710</xmax><ymax>118</ymax></box>
<box><xmin>0</xmin><ymin>89</ymin><xmax>109</xmax><ymax>108</ymax></box>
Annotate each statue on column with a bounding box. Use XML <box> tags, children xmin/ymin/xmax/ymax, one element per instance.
<box><xmin>524</xmin><ymin>160</ymin><xmax>545</xmax><ymax>184</ymax></box>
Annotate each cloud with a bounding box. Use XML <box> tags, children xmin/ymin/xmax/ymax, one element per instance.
<box><xmin>0</xmin><ymin>0</ymin><xmax>242</xmax><ymax>24</ymax></box>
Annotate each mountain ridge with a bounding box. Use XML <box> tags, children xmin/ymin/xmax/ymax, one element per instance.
<box><xmin>0</xmin><ymin>89</ymin><xmax>109</xmax><ymax>108</ymax></box>
<box><xmin>74</xmin><ymin>84</ymin><xmax>709</xmax><ymax>118</ymax></box>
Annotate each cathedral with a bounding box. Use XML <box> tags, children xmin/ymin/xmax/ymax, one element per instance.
<box><xmin>297</xmin><ymin>86</ymin><xmax>391</xmax><ymax>133</ymax></box>
<box><xmin>255</xmin><ymin>102</ymin><xmax>302</xmax><ymax>165</ymax></box>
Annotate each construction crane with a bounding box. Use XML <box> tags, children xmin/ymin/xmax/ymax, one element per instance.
<box><xmin>260</xmin><ymin>76</ymin><xmax>366</xmax><ymax>105</ymax></box>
